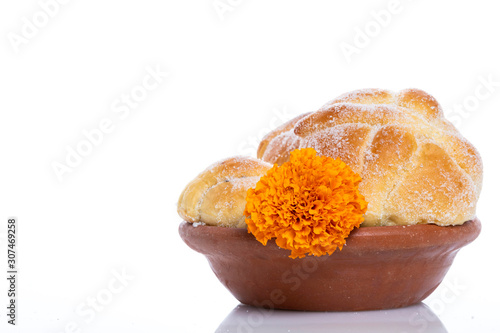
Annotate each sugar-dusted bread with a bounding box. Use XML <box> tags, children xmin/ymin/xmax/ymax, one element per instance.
<box><xmin>257</xmin><ymin>113</ymin><xmax>312</xmax><ymax>166</ymax></box>
<box><xmin>178</xmin><ymin>157</ymin><xmax>272</xmax><ymax>228</ymax></box>
<box><xmin>257</xmin><ymin>88</ymin><xmax>483</xmax><ymax>226</ymax></box>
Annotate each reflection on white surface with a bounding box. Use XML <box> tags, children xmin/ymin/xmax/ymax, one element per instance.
<box><xmin>215</xmin><ymin>302</ymin><xmax>447</xmax><ymax>333</ymax></box>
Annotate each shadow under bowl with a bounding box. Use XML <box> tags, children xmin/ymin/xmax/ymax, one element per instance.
<box><xmin>179</xmin><ymin>218</ymin><xmax>480</xmax><ymax>311</ymax></box>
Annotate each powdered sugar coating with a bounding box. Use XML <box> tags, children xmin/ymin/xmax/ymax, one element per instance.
<box><xmin>259</xmin><ymin>88</ymin><xmax>482</xmax><ymax>226</ymax></box>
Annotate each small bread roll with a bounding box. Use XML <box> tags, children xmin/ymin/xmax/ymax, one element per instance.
<box><xmin>177</xmin><ymin>157</ymin><xmax>272</xmax><ymax>228</ymax></box>
<box><xmin>257</xmin><ymin>88</ymin><xmax>483</xmax><ymax>226</ymax></box>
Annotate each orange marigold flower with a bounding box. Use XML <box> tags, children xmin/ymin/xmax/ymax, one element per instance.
<box><xmin>244</xmin><ymin>148</ymin><xmax>368</xmax><ymax>259</ymax></box>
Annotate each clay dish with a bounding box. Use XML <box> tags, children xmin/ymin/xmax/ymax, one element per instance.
<box><xmin>179</xmin><ymin>218</ymin><xmax>480</xmax><ymax>311</ymax></box>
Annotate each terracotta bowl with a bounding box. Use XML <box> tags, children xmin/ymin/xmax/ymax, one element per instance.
<box><xmin>179</xmin><ymin>218</ymin><xmax>480</xmax><ymax>311</ymax></box>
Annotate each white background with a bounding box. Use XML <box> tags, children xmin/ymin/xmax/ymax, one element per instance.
<box><xmin>1</xmin><ymin>0</ymin><xmax>499</xmax><ymax>332</ymax></box>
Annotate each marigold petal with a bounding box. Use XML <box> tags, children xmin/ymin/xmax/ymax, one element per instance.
<box><xmin>245</xmin><ymin>148</ymin><xmax>368</xmax><ymax>258</ymax></box>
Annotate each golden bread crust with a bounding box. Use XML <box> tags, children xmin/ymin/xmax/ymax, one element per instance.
<box><xmin>256</xmin><ymin>113</ymin><xmax>311</xmax><ymax>165</ymax></box>
<box><xmin>177</xmin><ymin>157</ymin><xmax>272</xmax><ymax>227</ymax></box>
<box><xmin>258</xmin><ymin>88</ymin><xmax>482</xmax><ymax>226</ymax></box>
